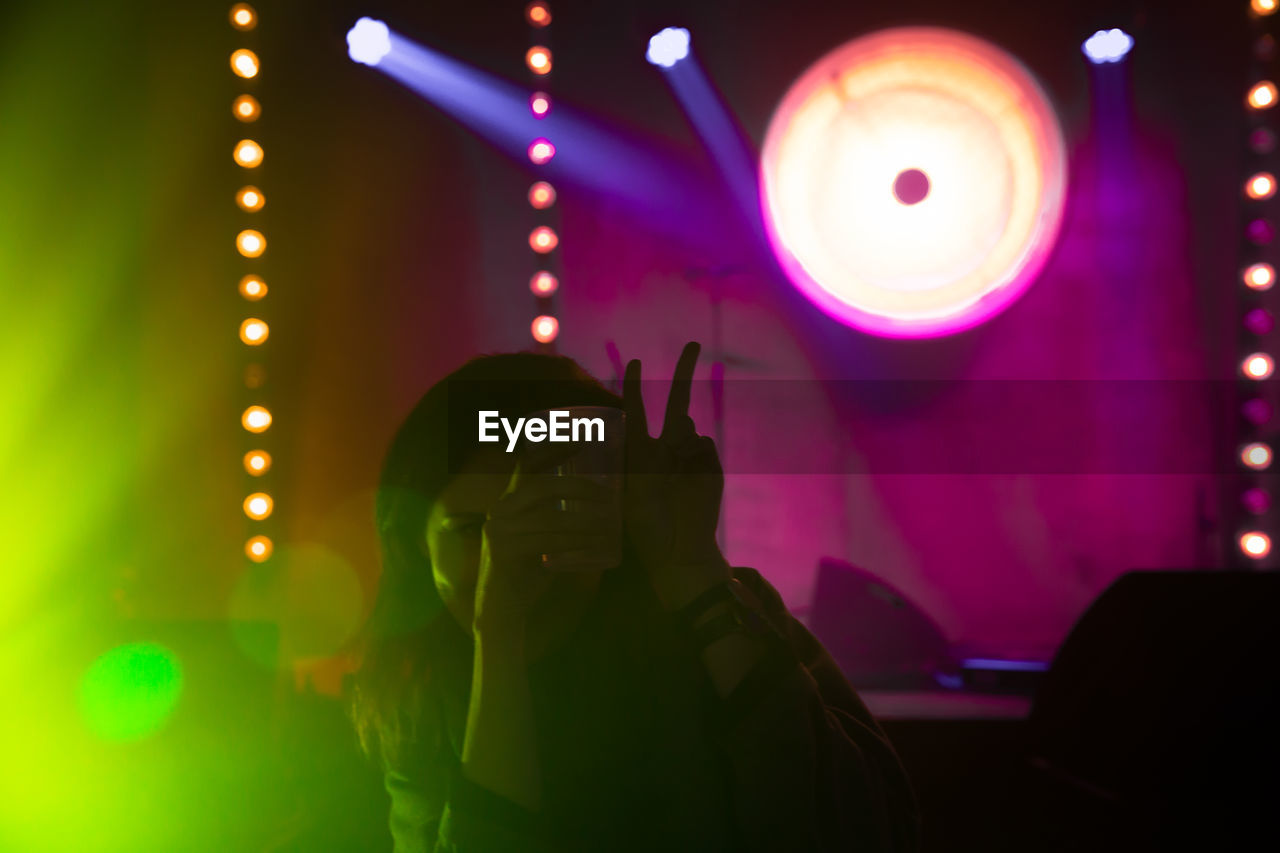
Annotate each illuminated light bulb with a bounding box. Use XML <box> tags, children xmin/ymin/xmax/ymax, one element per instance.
<box><xmin>1243</xmin><ymin>353</ymin><xmax>1275</xmax><ymax>379</ymax></box>
<box><xmin>233</xmin><ymin>94</ymin><xmax>260</xmax><ymax>122</ymax></box>
<box><xmin>528</xmin><ymin>181</ymin><xmax>556</xmax><ymax>209</ymax></box>
<box><xmin>230</xmin><ymin>4</ymin><xmax>257</xmax><ymax>30</ymax></box>
<box><xmin>1240</xmin><ymin>531</ymin><xmax>1271</xmax><ymax>558</ymax></box>
<box><xmin>1242</xmin><ymin>442</ymin><xmax>1273</xmax><ymax>470</ymax></box>
<box><xmin>529</xmin><ymin>226</ymin><xmax>559</xmax><ymax>253</ymax></box>
<box><xmin>231</xmin><ymin>49</ymin><xmax>260</xmax><ymax>79</ymax></box>
<box><xmin>1254</xmin><ymin>0</ymin><xmax>1278</xmax><ymax>15</ymax></box>
<box><xmin>236</xmin><ymin>186</ymin><xmax>264</xmax><ymax>212</ymax></box>
<box><xmin>240</xmin><ymin>318</ymin><xmax>269</xmax><ymax>345</ymax></box>
<box><xmin>242</xmin><ymin>405</ymin><xmax>272</xmax><ymax>433</ymax></box>
<box><xmin>347</xmin><ymin>17</ymin><xmax>391</xmax><ymax>67</ymax></box>
<box><xmin>1245</xmin><ymin>263</ymin><xmax>1275</xmax><ymax>291</ymax></box>
<box><xmin>244</xmin><ymin>450</ymin><xmax>272</xmax><ymax>475</ymax></box>
<box><xmin>532</xmin><ymin>314</ymin><xmax>559</xmax><ymax>343</ymax></box>
<box><xmin>246</xmin><ymin>535</ymin><xmax>273</xmax><ymax>562</ymax></box>
<box><xmin>1082</xmin><ymin>29</ymin><xmax>1133</xmax><ymax>64</ymax></box>
<box><xmin>526</xmin><ymin>1</ymin><xmax>552</xmax><ymax>27</ymax></box>
<box><xmin>530</xmin><ymin>91</ymin><xmax>551</xmax><ymax>118</ymax></box>
<box><xmin>234</xmin><ymin>139</ymin><xmax>263</xmax><ymax>168</ymax></box>
<box><xmin>647</xmin><ymin>27</ymin><xmax>691</xmax><ymax>68</ymax></box>
<box><xmin>1247</xmin><ymin>172</ymin><xmax>1276</xmax><ymax>200</ymax></box>
<box><xmin>528</xmin><ymin>138</ymin><xmax>555</xmax><ymax>165</ymax></box>
<box><xmin>526</xmin><ymin>46</ymin><xmax>552</xmax><ymax>75</ymax></box>
<box><xmin>244</xmin><ymin>492</ymin><xmax>273</xmax><ymax>520</ymax></box>
<box><xmin>239</xmin><ymin>274</ymin><xmax>267</xmax><ymax>300</ymax></box>
<box><xmin>1248</xmin><ymin>81</ymin><xmax>1277</xmax><ymax>110</ymax></box>
<box><xmin>530</xmin><ymin>271</ymin><xmax>559</xmax><ymax>296</ymax></box>
<box><xmin>236</xmin><ymin>229</ymin><xmax>266</xmax><ymax>258</ymax></box>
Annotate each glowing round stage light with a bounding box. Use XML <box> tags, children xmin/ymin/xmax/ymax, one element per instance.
<box><xmin>237</xmin><ymin>229</ymin><xmax>266</xmax><ymax>258</ymax></box>
<box><xmin>528</xmin><ymin>138</ymin><xmax>555</xmax><ymax>164</ymax></box>
<box><xmin>246</xmin><ymin>535</ymin><xmax>273</xmax><ymax>562</ymax></box>
<box><xmin>526</xmin><ymin>2</ymin><xmax>552</xmax><ymax>27</ymax></box>
<box><xmin>1240</xmin><ymin>531</ymin><xmax>1271</xmax><ymax>559</ymax></box>
<box><xmin>529</xmin><ymin>226</ymin><xmax>559</xmax><ymax>253</ymax></box>
<box><xmin>760</xmin><ymin>28</ymin><xmax>1067</xmax><ymax>338</ymax></box>
<box><xmin>530</xmin><ymin>91</ymin><xmax>551</xmax><ymax>118</ymax></box>
<box><xmin>1247</xmin><ymin>172</ymin><xmax>1276</xmax><ymax>200</ymax></box>
<box><xmin>1248</xmin><ymin>81</ymin><xmax>1277</xmax><ymax>110</ymax></box>
<box><xmin>237</xmin><ymin>186</ymin><xmax>264</xmax><ymax>212</ymax></box>
<box><xmin>240</xmin><ymin>318</ymin><xmax>269</xmax><ymax>345</ymax></box>
<box><xmin>1245</xmin><ymin>263</ymin><xmax>1275</xmax><ymax>291</ymax></box>
<box><xmin>647</xmin><ymin>27</ymin><xmax>691</xmax><ymax>68</ymax></box>
<box><xmin>526</xmin><ymin>46</ymin><xmax>552</xmax><ymax>75</ymax></box>
<box><xmin>530</xmin><ymin>271</ymin><xmax>559</xmax><ymax>296</ymax></box>
<box><xmin>528</xmin><ymin>181</ymin><xmax>557</xmax><ymax>209</ymax></box>
<box><xmin>244</xmin><ymin>492</ymin><xmax>273</xmax><ymax>520</ymax></box>
<box><xmin>1242</xmin><ymin>442</ymin><xmax>1273</xmax><ymax>470</ymax></box>
<box><xmin>532</xmin><ymin>315</ymin><xmax>559</xmax><ymax>343</ymax></box>
<box><xmin>245</xmin><ymin>450</ymin><xmax>272</xmax><ymax>476</ymax></box>
<box><xmin>1082</xmin><ymin>29</ymin><xmax>1133</xmax><ymax>64</ymax></box>
<box><xmin>233</xmin><ymin>94</ymin><xmax>260</xmax><ymax>122</ymax></box>
<box><xmin>234</xmin><ymin>139</ymin><xmax>263</xmax><ymax>168</ymax></box>
<box><xmin>231</xmin><ymin>49</ymin><xmax>260</xmax><ymax>79</ymax></box>
<box><xmin>240</xmin><ymin>274</ymin><xmax>268</xmax><ymax>300</ymax></box>
<box><xmin>230</xmin><ymin>4</ymin><xmax>257</xmax><ymax>30</ymax></box>
<box><xmin>1254</xmin><ymin>0</ymin><xmax>1278</xmax><ymax>16</ymax></box>
<box><xmin>243</xmin><ymin>405</ymin><xmax>272</xmax><ymax>433</ymax></box>
<box><xmin>348</xmin><ymin>17</ymin><xmax>391</xmax><ymax>67</ymax></box>
<box><xmin>1243</xmin><ymin>353</ymin><xmax>1275</xmax><ymax>379</ymax></box>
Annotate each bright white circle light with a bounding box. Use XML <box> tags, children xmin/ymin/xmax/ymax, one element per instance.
<box><xmin>1083</xmin><ymin>29</ymin><xmax>1134</xmax><ymax>64</ymax></box>
<box><xmin>347</xmin><ymin>17</ymin><xmax>391</xmax><ymax>67</ymax></box>
<box><xmin>647</xmin><ymin>28</ymin><xmax>690</xmax><ymax>68</ymax></box>
<box><xmin>760</xmin><ymin>27</ymin><xmax>1068</xmax><ymax>338</ymax></box>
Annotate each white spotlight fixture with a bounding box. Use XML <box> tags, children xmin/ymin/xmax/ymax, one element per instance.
<box><xmin>348</xmin><ymin>17</ymin><xmax>392</xmax><ymax>67</ymax></box>
<box><xmin>647</xmin><ymin>27</ymin><xmax>691</xmax><ymax>69</ymax></box>
<box><xmin>1083</xmin><ymin>29</ymin><xmax>1134</xmax><ymax>64</ymax></box>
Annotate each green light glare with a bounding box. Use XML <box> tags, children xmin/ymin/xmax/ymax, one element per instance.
<box><xmin>78</xmin><ymin>642</ymin><xmax>184</xmax><ymax>741</ymax></box>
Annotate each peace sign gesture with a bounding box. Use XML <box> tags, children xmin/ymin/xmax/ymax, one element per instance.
<box><xmin>622</xmin><ymin>341</ymin><xmax>731</xmax><ymax>612</ymax></box>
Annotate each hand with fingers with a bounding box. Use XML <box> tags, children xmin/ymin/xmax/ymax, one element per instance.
<box><xmin>623</xmin><ymin>341</ymin><xmax>732</xmax><ymax>612</ymax></box>
<box><xmin>474</xmin><ymin>461</ymin><xmax>615</xmax><ymax>636</ymax></box>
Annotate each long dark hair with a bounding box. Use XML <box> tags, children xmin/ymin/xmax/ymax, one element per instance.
<box><xmin>350</xmin><ymin>352</ymin><xmax>622</xmax><ymax>769</ymax></box>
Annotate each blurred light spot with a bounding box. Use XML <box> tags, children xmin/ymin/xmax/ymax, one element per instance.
<box><xmin>647</xmin><ymin>27</ymin><xmax>691</xmax><ymax>68</ymax></box>
<box><xmin>530</xmin><ymin>271</ymin><xmax>559</xmax><ymax>296</ymax></box>
<box><xmin>246</xmin><ymin>535</ymin><xmax>273</xmax><ymax>562</ymax></box>
<box><xmin>240</xmin><ymin>318</ymin><xmax>269</xmax><ymax>345</ymax></box>
<box><xmin>1248</xmin><ymin>81</ymin><xmax>1277</xmax><ymax>110</ymax></box>
<box><xmin>526</xmin><ymin>46</ymin><xmax>552</xmax><ymax>75</ymax></box>
<box><xmin>1242</xmin><ymin>487</ymin><xmax>1271</xmax><ymax>515</ymax></box>
<box><xmin>528</xmin><ymin>138</ymin><xmax>555</xmax><ymax>165</ymax></box>
<box><xmin>1243</xmin><ymin>397</ymin><xmax>1273</xmax><ymax>425</ymax></box>
<box><xmin>1247</xmin><ymin>218</ymin><xmax>1274</xmax><ymax>245</ymax></box>
<box><xmin>1245</xmin><ymin>308</ymin><xmax>1275</xmax><ymax>336</ymax></box>
<box><xmin>243</xmin><ymin>405</ymin><xmax>272</xmax><ymax>432</ymax></box>
<box><xmin>1247</xmin><ymin>172</ymin><xmax>1276</xmax><ymax>200</ymax></box>
<box><xmin>237</xmin><ymin>186</ymin><xmax>264</xmax><ymax>212</ymax></box>
<box><xmin>532</xmin><ymin>314</ymin><xmax>559</xmax><ymax>343</ymax></box>
<box><xmin>1251</xmin><ymin>128</ymin><xmax>1276</xmax><ymax>153</ymax></box>
<box><xmin>1241</xmin><ymin>531</ymin><xmax>1271</xmax><ymax>558</ymax></box>
<box><xmin>529</xmin><ymin>226</ymin><xmax>558</xmax><ymax>253</ymax></box>
<box><xmin>245</xmin><ymin>450</ymin><xmax>272</xmax><ymax>475</ymax></box>
<box><xmin>526</xmin><ymin>1</ymin><xmax>551</xmax><ymax>27</ymax></box>
<box><xmin>233</xmin><ymin>94</ymin><xmax>261</xmax><ymax>122</ymax></box>
<box><xmin>1245</xmin><ymin>263</ymin><xmax>1275</xmax><ymax>290</ymax></box>
<box><xmin>79</xmin><ymin>643</ymin><xmax>183</xmax><ymax>741</ymax></box>
<box><xmin>1254</xmin><ymin>0</ymin><xmax>1278</xmax><ymax>15</ymax></box>
<box><xmin>1082</xmin><ymin>29</ymin><xmax>1133</xmax><ymax>64</ymax></box>
<box><xmin>530</xmin><ymin>91</ymin><xmax>551</xmax><ymax>118</ymax></box>
<box><xmin>230</xmin><ymin>3</ymin><xmax>257</xmax><ymax>30</ymax></box>
<box><xmin>234</xmin><ymin>139</ymin><xmax>263</xmax><ymax>168</ymax></box>
<box><xmin>1243</xmin><ymin>353</ymin><xmax>1274</xmax><ymax>379</ymax></box>
<box><xmin>245</xmin><ymin>492</ymin><xmax>273</xmax><ymax>520</ymax></box>
<box><xmin>347</xmin><ymin>17</ymin><xmax>391</xmax><ymax>66</ymax></box>
<box><xmin>231</xmin><ymin>49</ymin><xmax>259</xmax><ymax>79</ymax></box>
<box><xmin>237</xmin><ymin>229</ymin><xmax>266</xmax><ymax>258</ymax></box>
<box><xmin>240</xmin><ymin>274</ymin><xmax>268</xmax><ymax>300</ymax></box>
<box><xmin>528</xmin><ymin>181</ymin><xmax>556</xmax><ymax>209</ymax></box>
<box><xmin>1242</xmin><ymin>442</ymin><xmax>1273</xmax><ymax>470</ymax></box>
<box><xmin>1256</xmin><ymin>35</ymin><xmax>1277</xmax><ymax>62</ymax></box>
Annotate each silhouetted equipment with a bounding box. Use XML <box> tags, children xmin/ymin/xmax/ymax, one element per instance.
<box><xmin>808</xmin><ymin>558</ymin><xmax>952</xmax><ymax>689</ymax></box>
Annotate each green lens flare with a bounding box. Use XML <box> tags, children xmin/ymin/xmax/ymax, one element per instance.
<box><xmin>78</xmin><ymin>643</ymin><xmax>183</xmax><ymax>741</ymax></box>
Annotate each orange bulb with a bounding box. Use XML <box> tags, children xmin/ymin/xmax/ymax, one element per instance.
<box><xmin>1244</xmin><ymin>353</ymin><xmax>1275</xmax><ymax>379</ymax></box>
<box><xmin>240</xmin><ymin>318</ymin><xmax>269</xmax><ymax>345</ymax></box>
<box><xmin>230</xmin><ymin>3</ymin><xmax>257</xmax><ymax>30</ymax></box>
<box><xmin>1245</xmin><ymin>263</ymin><xmax>1275</xmax><ymax>291</ymax></box>
<box><xmin>528</xmin><ymin>138</ymin><xmax>555</xmax><ymax>165</ymax></box>
<box><xmin>242</xmin><ymin>405</ymin><xmax>272</xmax><ymax>433</ymax></box>
<box><xmin>1249</xmin><ymin>81</ymin><xmax>1277</xmax><ymax>110</ymax></box>
<box><xmin>244</xmin><ymin>492</ymin><xmax>273</xmax><ymax>520</ymax></box>
<box><xmin>244</xmin><ymin>450</ymin><xmax>272</xmax><ymax>476</ymax></box>
<box><xmin>1254</xmin><ymin>0</ymin><xmax>1278</xmax><ymax>16</ymax></box>
<box><xmin>530</xmin><ymin>271</ymin><xmax>559</xmax><ymax>296</ymax></box>
<box><xmin>528</xmin><ymin>181</ymin><xmax>556</xmax><ymax>209</ymax></box>
<box><xmin>239</xmin><ymin>274</ymin><xmax>267</xmax><ymax>300</ymax></box>
<box><xmin>532</xmin><ymin>314</ymin><xmax>559</xmax><ymax>343</ymax></box>
<box><xmin>231</xmin><ymin>49</ymin><xmax>259</xmax><ymax>79</ymax></box>
<box><xmin>526</xmin><ymin>46</ymin><xmax>552</xmax><ymax>75</ymax></box>
<box><xmin>1242</xmin><ymin>443</ymin><xmax>1273</xmax><ymax>470</ymax></box>
<box><xmin>1240</xmin><ymin>531</ymin><xmax>1271</xmax><ymax>558</ymax></box>
<box><xmin>234</xmin><ymin>139</ymin><xmax>263</xmax><ymax>168</ymax></box>
<box><xmin>1247</xmin><ymin>172</ymin><xmax>1276</xmax><ymax>200</ymax></box>
<box><xmin>233</xmin><ymin>95</ymin><xmax>260</xmax><ymax>122</ymax></box>
<box><xmin>529</xmin><ymin>226</ymin><xmax>559</xmax><ymax>253</ymax></box>
<box><xmin>526</xmin><ymin>2</ymin><xmax>552</xmax><ymax>27</ymax></box>
<box><xmin>236</xmin><ymin>186</ymin><xmax>264</xmax><ymax>212</ymax></box>
<box><xmin>237</xmin><ymin>229</ymin><xmax>266</xmax><ymax>258</ymax></box>
<box><xmin>246</xmin><ymin>535</ymin><xmax>273</xmax><ymax>562</ymax></box>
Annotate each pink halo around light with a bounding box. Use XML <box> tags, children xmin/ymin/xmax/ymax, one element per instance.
<box><xmin>759</xmin><ymin>27</ymin><xmax>1068</xmax><ymax>338</ymax></box>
